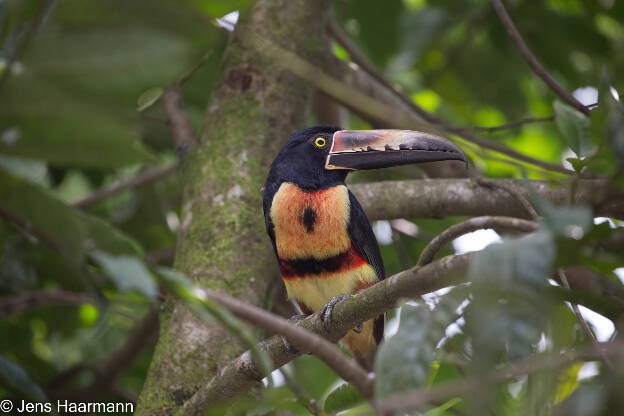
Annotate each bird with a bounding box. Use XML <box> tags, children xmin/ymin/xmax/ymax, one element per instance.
<box><xmin>262</xmin><ymin>125</ymin><xmax>466</xmax><ymax>371</ymax></box>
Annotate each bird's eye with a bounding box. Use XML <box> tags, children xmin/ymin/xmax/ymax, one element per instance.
<box><xmin>314</xmin><ymin>137</ymin><xmax>326</xmax><ymax>148</ymax></box>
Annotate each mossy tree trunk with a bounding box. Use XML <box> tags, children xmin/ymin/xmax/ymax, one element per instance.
<box><xmin>136</xmin><ymin>1</ymin><xmax>331</xmax><ymax>413</ymax></box>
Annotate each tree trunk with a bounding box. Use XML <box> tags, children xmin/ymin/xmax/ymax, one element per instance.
<box><xmin>136</xmin><ymin>1</ymin><xmax>331</xmax><ymax>413</ymax></box>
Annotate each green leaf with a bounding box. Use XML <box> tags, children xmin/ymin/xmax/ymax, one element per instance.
<box><xmin>84</xmin><ymin>216</ymin><xmax>142</xmax><ymax>256</ymax></box>
<box><xmin>468</xmin><ymin>231</ymin><xmax>557</xmax><ymax>361</ymax></box>
<box><xmin>375</xmin><ymin>304</ymin><xmax>439</xmax><ymax>397</ymax></box>
<box><xmin>90</xmin><ymin>251</ymin><xmax>157</xmax><ymax>299</ymax></box>
<box><xmin>0</xmin><ymin>353</ymin><xmax>49</xmax><ymax>403</ymax></box>
<box><xmin>0</xmin><ymin>168</ymin><xmax>88</xmax><ymax>269</ymax></box>
<box><xmin>537</xmin><ymin>197</ymin><xmax>593</xmax><ymax>239</ymax></box>
<box><xmin>566</xmin><ymin>157</ymin><xmax>588</xmax><ymax>173</ymax></box>
<box><xmin>324</xmin><ymin>383</ymin><xmax>365</xmax><ymax>413</ymax></box>
<box><xmin>423</xmin><ymin>397</ymin><xmax>462</xmax><ymax>416</ymax></box>
<box><xmin>553</xmin><ymin>100</ymin><xmax>593</xmax><ymax>157</ymax></box>
<box><xmin>0</xmin><ymin>168</ymin><xmax>142</xmax><ymax>275</ymax></box>
<box><xmin>469</xmin><ymin>230</ymin><xmax>555</xmax><ymax>288</ymax></box>
<box><xmin>137</xmin><ymin>87</ymin><xmax>164</xmax><ymax>112</ymax></box>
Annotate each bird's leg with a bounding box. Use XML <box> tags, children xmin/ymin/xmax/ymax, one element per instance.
<box><xmin>321</xmin><ymin>295</ymin><xmax>363</xmax><ymax>333</ymax></box>
<box><xmin>320</xmin><ymin>294</ymin><xmax>351</xmax><ymax>332</ymax></box>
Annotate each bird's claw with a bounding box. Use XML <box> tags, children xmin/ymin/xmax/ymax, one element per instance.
<box><xmin>320</xmin><ymin>294</ymin><xmax>350</xmax><ymax>332</ymax></box>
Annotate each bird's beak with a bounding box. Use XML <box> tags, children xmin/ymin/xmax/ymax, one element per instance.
<box><xmin>325</xmin><ymin>129</ymin><xmax>468</xmax><ymax>170</ymax></box>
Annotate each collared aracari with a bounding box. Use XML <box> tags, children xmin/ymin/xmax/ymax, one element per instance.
<box><xmin>263</xmin><ymin>126</ymin><xmax>467</xmax><ymax>370</ymax></box>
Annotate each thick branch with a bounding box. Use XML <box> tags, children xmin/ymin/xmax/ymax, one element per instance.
<box><xmin>476</xmin><ymin>177</ymin><xmax>539</xmax><ymax>220</ymax></box>
<box><xmin>181</xmin><ymin>254</ymin><xmax>473</xmax><ymax>412</ymax></box>
<box><xmin>417</xmin><ymin>216</ymin><xmax>538</xmax><ymax>266</ymax></box>
<box><xmin>349</xmin><ymin>178</ymin><xmax>623</xmax><ymax>221</ymax></box>
<box><xmin>179</xmin><ymin>290</ymin><xmax>373</xmax><ymax>415</ymax></box>
<box><xmin>491</xmin><ymin>0</ymin><xmax>588</xmax><ymax>115</ymax></box>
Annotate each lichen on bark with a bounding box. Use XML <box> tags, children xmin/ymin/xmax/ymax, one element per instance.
<box><xmin>136</xmin><ymin>1</ymin><xmax>331</xmax><ymax>414</ymax></box>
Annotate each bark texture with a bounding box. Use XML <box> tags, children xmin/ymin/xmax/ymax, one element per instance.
<box><xmin>350</xmin><ymin>178</ymin><xmax>624</xmax><ymax>221</ymax></box>
<box><xmin>136</xmin><ymin>2</ymin><xmax>331</xmax><ymax>413</ymax></box>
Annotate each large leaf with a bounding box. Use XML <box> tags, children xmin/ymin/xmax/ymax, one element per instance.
<box><xmin>0</xmin><ymin>169</ymin><xmax>88</xmax><ymax>269</ymax></box>
<box><xmin>553</xmin><ymin>100</ymin><xmax>593</xmax><ymax>158</ymax></box>
<box><xmin>0</xmin><ymin>169</ymin><xmax>141</xmax><ymax>272</ymax></box>
<box><xmin>324</xmin><ymin>383</ymin><xmax>365</xmax><ymax>413</ymax></box>
<box><xmin>375</xmin><ymin>304</ymin><xmax>439</xmax><ymax>398</ymax></box>
<box><xmin>0</xmin><ymin>112</ymin><xmax>156</xmax><ymax>169</ymax></box>
<box><xmin>90</xmin><ymin>251</ymin><xmax>157</xmax><ymax>299</ymax></box>
<box><xmin>467</xmin><ymin>231</ymin><xmax>557</xmax><ymax>361</ymax></box>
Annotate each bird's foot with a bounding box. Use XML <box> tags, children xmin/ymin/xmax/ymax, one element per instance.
<box><xmin>320</xmin><ymin>294</ymin><xmax>351</xmax><ymax>332</ymax></box>
<box><xmin>283</xmin><ymin>314</ymin><xmax>307</xmax><ymax>354</ymax></box>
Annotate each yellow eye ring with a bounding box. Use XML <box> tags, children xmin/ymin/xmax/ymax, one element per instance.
<box><xmin>314</xmin><ymin>137</ymin><xmax>326</xmax><ymax>148</ymax></box>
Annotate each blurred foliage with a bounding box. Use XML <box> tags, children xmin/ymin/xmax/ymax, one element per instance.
<box><xmin>0</xmin><ymin>0</ymin><xmax>623</xmax><ymax>415</ymax></box>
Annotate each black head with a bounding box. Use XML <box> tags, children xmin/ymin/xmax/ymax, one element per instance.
<box><xmin>264</xmin><ymin>125</ymin><xmax>467</xmax><ymax>195</ymax></box>
<box><xmin>265</xmin><ymin>125</ymin><xmax>347</xmax><ymax>193</ymax></box>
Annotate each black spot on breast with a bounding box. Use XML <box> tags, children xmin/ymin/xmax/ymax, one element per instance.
<box><xmin>301</xmin><ymin>207</ymin><xmax>317</xmax><ymax>233</ymax></box>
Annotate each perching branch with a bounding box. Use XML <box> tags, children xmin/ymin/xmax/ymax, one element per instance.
<box><xmin>491</xmin><ymin>0</ymin><xmax>589</xmax><ymax>115</ymax></box>
<box><xmin>417</xmin><ymin>216</ymin><xmax>538</xmax><ymax>266</ymax></box>
<box><xmin>376</xmin><ymin>343</ymin><xmax>622</xmax><ymax>415</ymax></box>
<box><xmin>349</xmin><ymin>178</ymin><xmax>623</xmax><ymax>222</ymax></box>
<box><xmin>179</xmin><ymin>289</ymin><xmax>373</xmax><ymax>415</ymax></box>
<box><xmin>180</xmin><ymin>253</ymin><xmax>473</xmax><ymax>413</ymax></box>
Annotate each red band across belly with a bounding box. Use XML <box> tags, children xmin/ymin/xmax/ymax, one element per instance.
<box><xmin>279</xmin><ymin>246</ymin><xmax>367</xmax><ymax>279</ymax></box>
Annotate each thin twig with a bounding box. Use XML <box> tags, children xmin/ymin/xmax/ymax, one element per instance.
<box><xmin>376</xmin><ymin>343</ymin><xmax>621</xmax><ymax>415</ymax></box>
<box><xmin>326</xmin><ymin>22</ymin><xmax>572</xmax><ymax>174</ymax></box>
<box><xmin>161</xmin><ymin>86</ymin><xmax>196</xmax><ymax>154</ymax></box>
<box><xmin>73</xmin><ymin>163</ymin><xmax>179</xmax><ymax>208</ymax></box>
<box><xmin>48</xmin><ymin>306</ymin><xmax>159</xmax><ymax>401</ymax></box>
<box><xmin>0</xmin><ymin>290</ymin><xmax>93</xmax><ymax>317</ymax></box>
<box><xmin>558</xmin><ymin>269</ymin><xmax>615</xmax><ymax>370</ymax></box>
<box><xmin>0</xmin><ymin>0</ymin><xmax>57</xmax><ymax>92</ymax></box>
<box><xmin>417</xmin><ymin>216</ymin><xmax>538</xmax><ymax>266</ymax></box>
<box><xmin>491</xmin><ymin>0</ymin><xmax>589</xmax><ymax>115</ymax></box>
<box><xmin>476</xmin><ymin>177</ymin><xmax>540</xmax><ymax>220</ymax></box>
<box><xmin>467</xmin><ymin>115</ymin><xmax>555</xmax><ymax>133</ymax></box>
